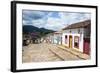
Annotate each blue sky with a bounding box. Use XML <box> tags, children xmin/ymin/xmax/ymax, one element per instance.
<box><xmin>23</xmin><ymin>10</ymin><xmax>91</xmax><ymax>31</ymax></box>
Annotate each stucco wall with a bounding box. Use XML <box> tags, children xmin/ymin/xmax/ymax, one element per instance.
<box><xmin>62</xmin><ymin>28</ymin><xmax>84</xmax><ymax>52</ymax></box>
<box><xmin>53</xmin><ymin>34</ymin><xmax>62</xmax><ymax>44</ymax></box>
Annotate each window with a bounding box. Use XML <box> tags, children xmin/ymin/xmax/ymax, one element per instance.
<box><xmin>74</xmin><ymin>36</ymin><xmax>79</xmax><ymax>48</ymax></box>
<box><xmin>65</xmin><ymin>35</ymin><xmax>67</xmax><ymax>44</ymax></box>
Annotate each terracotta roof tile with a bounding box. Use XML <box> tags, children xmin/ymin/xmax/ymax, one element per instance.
<box><xmin>62</xmin><ymin>20</ymin><xmax>91</xmax><ymax>30</ymax></box>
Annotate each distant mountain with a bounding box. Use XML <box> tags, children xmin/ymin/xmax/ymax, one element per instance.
<box><xmin>23</xmin><ymin>25</ymin><xmax>55</xmax><ymax>36</ymax></box>
<box><xmin>39</xmin><ymin>28</ymin><xmax>55</xmax><ymax>33</ymax></box>
<box><xmin>23</xmin><ymin>25</ymin><xmax>41</xmax><ymax>33</ymax></box>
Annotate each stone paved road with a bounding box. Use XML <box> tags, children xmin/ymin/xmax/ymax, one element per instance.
<box><xmin>22</xmin><ymin>43</ymin><xmax>62</xmax><ymax>63</ymax></box>
<box><xmin>22</xmin><ymin>43</ymin><xmax>81</xmax><ymax>63</ymax></box>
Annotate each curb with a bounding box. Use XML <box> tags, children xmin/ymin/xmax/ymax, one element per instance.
<box><xmin>57</xmin><ymin>45</ymin><xmax>90</xmax><ymax>60</ymax></box>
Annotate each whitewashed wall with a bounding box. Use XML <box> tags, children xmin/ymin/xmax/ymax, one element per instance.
<box><xmin>53</xmin><ymin>34</ymin><xmax>62</xmax><ymax>44</ymax></box>
<box><xmin>62</xmin><ymin>28</ymin><xmax>84</xmax><ymax>52</ymax></box>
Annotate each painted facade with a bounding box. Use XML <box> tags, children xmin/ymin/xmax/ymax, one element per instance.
<box><xmin>53</xmin><ymin>32</ymin><xmax>62</xmax><ymax>44</ymax></box>
<box><xmin>44</xmin><ymin>32</ymin><xmax>62</xmax><ymax>45</ymax></box>
<box><xmin>62</xmin><ymin>20</ymin><xmax>91</xmax><ymax>55</ymax></box>
<box><xmin>62</xmin><ymin>28</ymin><xmax>84</xmax><ymax>52</ymax></box>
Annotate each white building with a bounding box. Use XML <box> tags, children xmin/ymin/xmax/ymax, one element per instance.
<box><xmin>53</xmin><ymin>31</ymin><xmax>62</xmax><ymax>44</ymax></box>
<box><xmin>45</xmin><ymin>32</ymin><xmax>62</xmax><ymax>44</ymax></box>
<box><xmin>62</xmin><ymin>20</ymin><xmax>91</xmax><ymax>55</ymax></box>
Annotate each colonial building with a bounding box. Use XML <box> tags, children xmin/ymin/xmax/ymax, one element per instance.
<box><xmin>44</xmin><ymin>31</ymin><xmax>62</xmax><ymax>44</ymax></box>
<box><xmin>52</xmin><ymin>31</ymin><xmax>62</xmax><ymax>44</ymax></box>
<box><xmin>62</xmin><ymin>20</ymin><xmax>91</xmax><ymax>55</ymax></box>
<box><xmin>44</xmin><ymin>33</ymin><xmax>53</xmax><ymax>43</ymax></box>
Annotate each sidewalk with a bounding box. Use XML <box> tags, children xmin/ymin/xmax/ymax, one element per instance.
<box><xmin>49</xmin><ymin>44</ymin><xmax>82</xmax><ymax>61</ymax></box>
<box><xmin>57</xmin><ymin>45</ymin><xmax>90</xmax><ymax>60</ymax></box>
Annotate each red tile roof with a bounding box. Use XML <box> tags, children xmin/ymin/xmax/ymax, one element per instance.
<box><xmin>62</xmin><ymin>20</ymin><xmax>91</xmax><ymax>30</ymax></box>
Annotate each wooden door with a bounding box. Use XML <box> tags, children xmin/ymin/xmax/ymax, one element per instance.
<box><xmin>69</xmin><ymin>35</ymin><xmax>72</xmax><ymax>48</ymax></box>
<box><xmin>83</xmin><ymin>38</ymin><xmax>90</xmax><ymax>55</ymax></box>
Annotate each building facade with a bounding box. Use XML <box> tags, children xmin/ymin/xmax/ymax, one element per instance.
<box><xmin>62</xmin><ymin>20</ymin><xmax>91</xmax><ymax>55</ymax></box>
<box><xmin>44</xmin><ymin>32</ymin><xmax>62</xmax><ymax>45</ymax></box>
<box><xmin>53</xmin><ymin>32</ymin><xmax>62</xmax><ymax>44</ymax></box>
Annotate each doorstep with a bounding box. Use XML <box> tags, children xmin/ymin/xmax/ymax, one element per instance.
<box><xmin>57</xmin><ymin>45</ymin><xmax>90</xmax><ymax>60</ymax></box>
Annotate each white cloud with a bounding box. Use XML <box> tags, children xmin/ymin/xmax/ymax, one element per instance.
<box><xmin>44</xmin><ymin>17</ymin><xmax>66</xmax><ymax>31</ymax></box>
<box><xmin>31</xmin><ymin>18</ymin><xmax>47</xmax><ymax>28</ymax></box>
<box><xmin>59</xmin><ymin>12</ymin><xmax>91</xmax><ymax>25</ymax></box>
<box><xmin>23</xmin><ymin>10</ymin><xmax>91</xmax><ymax>31</ymax></box>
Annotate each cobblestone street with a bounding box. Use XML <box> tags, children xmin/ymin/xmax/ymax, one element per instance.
<box><xmin>22</xmin><ymin>43</ymin><xmax>82</xmax><ymax>63</ymax></box>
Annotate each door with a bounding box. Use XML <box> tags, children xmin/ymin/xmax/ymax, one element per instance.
<box><xmin>65</xmin><ymin>35</ymin><xmax>67</xmax><ymax>44</ymax></box>
<box><xmin>83</xmin><ymin>38</ymin><xmax>90</xmax><ymax>55</ymax></box>
<box><xmin>69</xmin><ymin>35</ymin><xmax>72</xmax><ymax>48</ymax></box>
